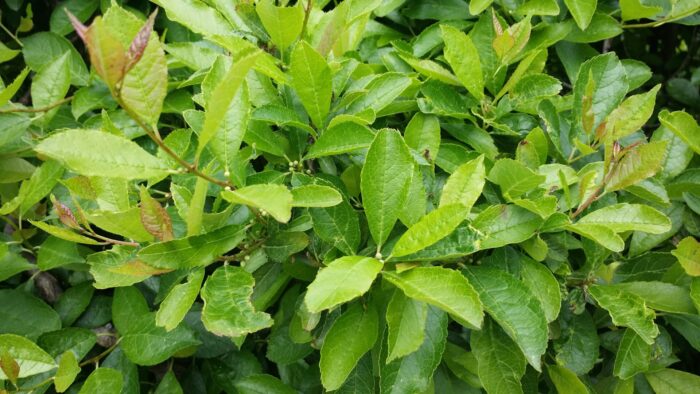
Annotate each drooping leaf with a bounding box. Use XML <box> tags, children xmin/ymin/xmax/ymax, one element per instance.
<box><xmin>380</xmin><ymin>306</ymin><xmax>448</xmax><ymax>394</ymax></box>
<box><xmin>564</xmin><ymin>0</ymin><xmax>597</xmax><ymax>30</ymax></box>
<box><xmin>386</xmin><ymin>290</ymin><xmax>428</xmax><ymax>363</ymax></box>
<box><xmin>291</xmin><ymin>185</ymin><xmax>342</xmax><ymax>208</ymax></box>
<box><xmin>156</xmin><ymin>269</ymin><xmax>205</xmax><ymax>331</ymax></box>
<box><xmin>54</xmin><ymin>350</ymin><xmax>81</xmax><ymax>392</ymax></box>
<box><xmin>471</xmin><ymin>318</ymin><xmax>527</xmax><ymax>394</ymax></box>
<box><xmin>320</xmin><ymin>303</ymin><xmax>378</xmax><ymax>391</ymax></box>
<box><xmin>614</xmin><ymin>328</ymin><xmax>651</xmax><ymax>379</ymax></box>
<box><xmin>35</xmin><ymin>129</ymin><xmax>171</xmax><ymax>179</ymax></box>
<box><xmin>463</xmin><ymin>266</ymin><xmax>548</xmax><ymax>371</ymax></box>
<box><xmin>201</xmin><ymin>265</ymin><xmax>273</xmax><ymax>337</ymax></box>
<box><xmin>137</xmin><ymin>224</ymin><xmax>246</xmax><ymax>269</ymax></box>
<box><xmin>575</xmin><ymin>204</ymin><xmax>671</xmax><ymax>234</ymax></box>
<box><xmin>588</xmin><ymin>284</ymin><xmax>659</xmax><ymax>344</ymax></box>
<box><xmin>672</xmin><ymin>237</ymin><xmax>700</xmax><ymax>276</ymax></box>
<box><xmin>221</xmin><ymin>184</ymin><xmax>293</xmax><ymax>223</ymax></box>
<box><xmin>0</xmin><ymin>334</ymin><xmax>56</xmax><ymax>379</ymax></box>
<box><xmin>383</xmin><ymin>266</ymin><xmax>483</xmax><ymax>329</ymax></box>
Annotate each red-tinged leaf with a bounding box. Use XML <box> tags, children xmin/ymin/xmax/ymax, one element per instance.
<box><xmin>65</xmin><ymin>10</ymin><xmax>87</xmax><ymax>41</ymax></box>
<box><xmin>0</xmin><ymin>350</ymin><xmax>20</xmax><ymax>386</ymax></box>
<box><xmin>139</xmin><ymin>186</ymin><xmax>174</xmax><ymax>241</ymax></box>
<box><xmin>85</xmin><ymin>17</ymin><xmax>127</xmax><ymax>90</ymax></box>
<box><xmin>125</xmin><ymin>9</ymin><xmax>158</xmax><ymax>73</ymax></box>
<box><xmin>50</xmin><ymin>195</ymin><xmax>80</xmax><ymax>230</ymax></box>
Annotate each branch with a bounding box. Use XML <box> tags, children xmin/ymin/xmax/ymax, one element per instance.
<box><xmin>0</xmin><ymin>96</ymin><xmax>73</xmax><ymax>114</ymax></box>
<box><xmin>623</xmin><ymin>6</ymin><xmax>700</xmax><ymax>29</ymax></box>
<box><xmin>115</xmin><ymin>98</ymin><xmax>234</xmax><ymax>189</ymax></box>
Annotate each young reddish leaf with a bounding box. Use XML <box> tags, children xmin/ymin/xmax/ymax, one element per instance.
<box><xmin>139</xmin><ymin>186</ymin><xmax>174</xmax><ymax>242</ymax></box>
<box><xmin>0</xmin><ymin>350</ymin><xmax>20</xmax><ymax>385</ymax></box>
<box><xmin>125</xmin><ymin>9</ymin><xmax>158</xmax><ymax>74</ymax></box>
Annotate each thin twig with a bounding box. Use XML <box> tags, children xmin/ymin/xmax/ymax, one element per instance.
<box><xmin>623</xmin><ymin>6</ymin><xmax>700</xmax><ymax>29</ymax></box>
<box><xmin>0</xmin><ymin>96</ymin><xmax>73</xmax><ymax>114</ymax></box>
<box><xmin>115</xmin><ymin>98</ymin><xmax>234</xmax><ymax>189</ymax></box>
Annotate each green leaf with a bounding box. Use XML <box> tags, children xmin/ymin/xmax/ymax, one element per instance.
<box><xmin>197</xmin><ymin>50</ymin><xmax>260</xmax><ymax>158</ymax></box>
<box><xmin>567</xmin><ymin>223</ymin><xmax>625</xmax><ymax>252</ymax></box>
<box><xmin>620</xmin><ymin>0</ymin><xmax>662</xmax><ymax>21</ymax></box>
<box><xmin>392</xmin><ymin>222</ymin><xmax>480</xmax><ymax>261</ymax></box>
<box><xmin>521</xmin><ymin>258</ymin><xmax>561</xmax><ymax>322</ymax></box>
<box><xmin>588</xmin><ymin>284</ymin><xmax>659</xmax><ymax>344</ymax></box>
<box><xmin>0</xmin><ymin>334</ymin><xmax>56</xmax><ymax>379</ymax></box>
<box><xmin>29</xmin><ymin>220</ymin><xmax>102</xmax><ymax>245</ymax></box>
<box><xmin>613</xmin><ymin>281</ymin><xmax>695</xmax><ymax>314</ymax></box>
<box><xmin>471</xmin><ymin>318</ymin><xmax>527</xmax><ymax>394</ymax></box>
<box><xmin>564</xmin><ymin>0</ymin><xmax>597</xmax><ymax>30</ymax></box>
<box><xmin>614</xmin><ymin>328</ymin><xmax>651</xmax><ymax>379</ymax></box>
<box><xmin>108</xmin><ymin>9</ymin><xmax>168</xmax><ymax>127</ymax></box>
<box><xmin>291</xmin><ymin>185</ymin><xmax>342</xmax><ymax>207</ymax></box>
<box><xmin>386</xmin><ymin>291</ymin><xmax>428</xmax><ymax>363</ymax></box>
<box><xmin>304</xmin><ymin>256</ymin><xmax>382</xmax><ymax>313</ymax></box>
<box><xmin>154</xmin><ymin>370</ymin><xmax>184</xmax><ymax>394</ymax></box>
<box><xmin>0</xmin><ymin>289</ymin><xmax>61</xmax><ymax>339</ymax></box>
<box><xmin>79</xmin><ymin>368</ymin><xmax>123</xmax><ymax>394</ymax></box>
<box><xmin>30</xmin><ymin>51</ymin><xmax>70</xmax><ymax>122</ymax></box>
<box><xmin>472</xmin><ymin>204</ymin><xmax>544</xmax><ymax>249</ymax></box>
<box><xmin>0</xmin><ymin>68</ymin><xmax>30</xmax><ymax>107</ymax></box>
<box><xmin>35</xmin><ymin>129</ymin><xmax>171</xmax><ymax>179</ymax></box>
<box><xmin>576</xmin><ymin>203</ymin><xmax>671</xmax><ymax>234</ymax></box>
<box><xmin>383</xmin><ymin>266</ymin><xmax>483</xmax><ymax>329</ymax></box>
<box><xmin>658</xmin><ymin>110</ymin><xmax>700</xmax><ymax>155</ymax></box>
<box><xmin>469</xmin><ymin>0</ymin><xmax>493</xmax><ymax>15</ymax></box>
<box><xmin>201</xmin><ymin>265</ymin><xmax>273</xmax><ymax>337</ymax></box>
<box><xmin>404</xmin><ymin>112</ymin><xmax>441</xmax><ymax>162</ymax></box>
<box><xmin>672</xmin><ymin>237</ymin><xmax>700</xmax><ymax>276</ymax></box>
<box><xmin>608</xmin><ymin>85</ymin><xmax>660</xmax><ymax>139</ymax></box>
<box><xmin>113</xmin><ymin>287</ymin><xmax>200</xmax><ymax>365</ymax></box>
<box><xmin>202</xmin><ymin>57</ymin><xmax>252</xmax><ymax>174</ymax></box>
<box><xmin>555</xmin><ymin>309</ymin><xmax>599</xmax><ymax>375</ymax></box>
<box><xmin>391</xmin><ymin>204</ymin><xmax>467</xmax><ymax>257</ymax></box>
<box><xmin>441</xmin><ymin>25</ymin><xmax>484</xmax><ymax>101</ymax></box>
<box><xmin>439</xmin><ymin>155</ymin><xmax>486</xmax><ymax>213</ymax></box>
<box><xmin>55</xmin><ymin>350</ymin><xmax>81</xmax><ymax>392</ymax></box>
<box><xmin>488</xmin><ymin>158</ymin><xmax>545</xmax><ymax>199</ymax></box>
<box><xmin>320</xmin><ymin>303</ymin><xmax>378</xmax><ymax>391</ymax></box>
<box><xmin>380</xmin><ymin>306</ymin><xmax>448</xmax><ymax>394</ymax></box>
<box><xmin>463</xmin><ymin>266</ymin><xmax>548</xmax><ymax>371</ymax></box>
<box><xmin>309</xmin><ymin>197</ymin><xmax>361</xmax><ymax>255</ymax></box>
<box><xmin>547</xmin><ymin>364</ymin><xmax>589</xmax><ymax>394</ymax></box>
<box><xmin>156</xmin><ymin>269</ymin><xmax>205</xmax><ymax>331</ymax></box>
<box><xmin>234</xmin><ymin>374</ymin><xmax>296</xmax><ymax>394</ymax></box>
<box><xmin>361</xmin><ymin>129</ymin><xmax>414</xmax><ymax>248</ymax></box>
<box><xmin>22</xmin><ymin>32</ymin><xmax>89</xmax><ymax>86</ymax></box>
<box><xmin>645</xmin><ymin>369</ymin><xmax>700</xmax><ymax>394</ymax></box>
<box><xmin>256</xmin><ymin>0</ymin><xmax>304</xmax><ymax>51</ymax></box>
<box><xmin>151</xmin><ymin>0</ymin><xmax>234</xmax><ymax>37</ymax></box>
<box><xmin>221</xmin><ymin>184</ymin><xmax>293</xmax><ymax>223</ymax></box>
<box><xmin>605</xmin><ymin>141</ymin><xmax>667</xmax><ymax>193</ymax></box>
<box><xmin>305</xmin><ymin>122</ymin><xmax>375</xmax><ymax>159</ymax></box>
<box><xmin>573</xmin><ymin>53</ymin><xmax>628</xmax><ymax>135</ymax></box>
<box><xmin>137</xmin><ymin>224</ymin><xmax>246</xmax><ymax>269</ymax></box>
<box><xmin>290</xmin><ymin>41</ymin><xmax>331</xmax><ymax>128</ymax></box>
<box><xmin>345</xmin><ymin>73</ymin><xmax>412</xmax><ymax>115</ymax></box>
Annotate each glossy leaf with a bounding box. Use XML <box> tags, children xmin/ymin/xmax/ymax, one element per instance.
<box><xmin>361</xmin><ymin>129</ymin><xmax>414</xmax><ymax>248</ymax></box>
<box><xmin>221</xmin><ymin>184</ymin><xmax>293</xmax><ymax>223</ymax></box>
<box><xmin>383</xmin><ymin>266</ymin><xmax>483</xmax><ymax>329</ymax></box>
<box><xmin>304</xmin><ymin>256</ymin><xmax>382</xmax><ymax>313</ymax></box>
<box><xmin>320</xmin><ymin>303</ymin><xmax>378</xmax><ymax>391</ymax></box>
<box><xmin>35</xmin><ymin>129</ymin><xmax>171</xmax><ymax>179</ymax></box>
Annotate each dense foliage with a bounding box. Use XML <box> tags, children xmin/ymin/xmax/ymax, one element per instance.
<box><xmin>1</xmin><ymin>0</ymin><xmax>700</xmax><ymax>392</ymax></box>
